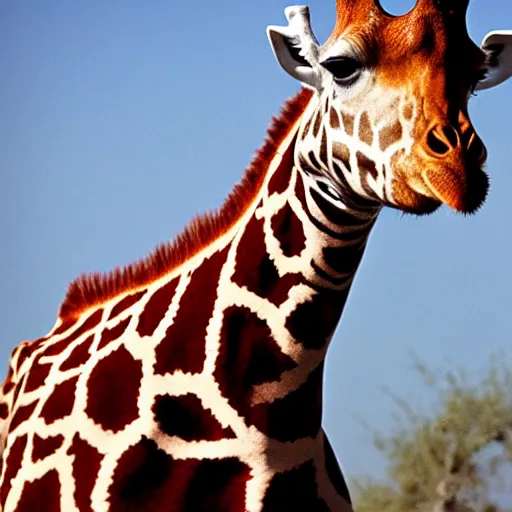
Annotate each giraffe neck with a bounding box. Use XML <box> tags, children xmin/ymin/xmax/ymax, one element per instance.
<box><xmin>203</xmin><ymin>90</ymin><xmax>379</xmax><ymax>441</ymax></box>
<box><xmin>0</xmin><ymin>89</ymin><xmax>379</xmax><ymax>512</ymax></box>
<box><xmin>119</xmin><ymin>88</ymin><xmax>379</xmax><ymax>509</ymax></box>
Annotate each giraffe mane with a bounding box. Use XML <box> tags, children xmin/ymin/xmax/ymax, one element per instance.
<box><xmin>58</xmin><ymin>87</ymin><xmax>314</xmax><ymax>321</ymax></box>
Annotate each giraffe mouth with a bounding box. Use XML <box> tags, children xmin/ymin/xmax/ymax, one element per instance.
<box><xmin>422</xmin><ymin>166</ymin><xmax>489</xmax><ymax>214</ymax></box>
<box><xmin>392</xmin><ymin>163</ymin><xmax>489</xmax><ymax>216</ymax></box>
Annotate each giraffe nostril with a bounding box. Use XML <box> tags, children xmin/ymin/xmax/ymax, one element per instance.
<box><xmin>427</xmin><ymin>130</ymin><xmax>450</xmax><ymax>155</ymax></box>
<box><xmin>426</xmin><ymin>125</ymin><xmax>460</xmax><ymax>157</ymax></box>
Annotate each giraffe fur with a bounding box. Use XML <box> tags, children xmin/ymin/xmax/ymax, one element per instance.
<box><xmin>1</xmin><ymin>0</ymin><xmax>512</xmax><ymax>510</ymax></box>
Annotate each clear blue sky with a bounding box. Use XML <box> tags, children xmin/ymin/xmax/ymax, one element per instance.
<box><xmin>2</xmin><ymin>0</ymin><xmax>511</xmax><ymax>491</ymax></box>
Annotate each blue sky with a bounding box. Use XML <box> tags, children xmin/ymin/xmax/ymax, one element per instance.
<box><xmin>2</xmin><ymin>0</ymin><xmax>511</xmax><ymax>492</ymax></box>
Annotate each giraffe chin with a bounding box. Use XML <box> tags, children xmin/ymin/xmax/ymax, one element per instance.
<box><xmin>423</xmin><ymin>167</ymin><xmax>489</xmax><ymax>215</ymax></box>
<box><xmin>397</xmin><ymin>196</ymin><xmax>441</xmax><ymax>216</ymax></box>
<box><xmin>390</xmin><ymin>179</ymin><xmax>441</xmax><ymax>216</ymax></box>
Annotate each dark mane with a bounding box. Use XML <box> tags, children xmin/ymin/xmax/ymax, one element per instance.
<box><xmin>58</xmin><ymin>88</ymin><xmax>313</xmax><ymax>321</ymax></box>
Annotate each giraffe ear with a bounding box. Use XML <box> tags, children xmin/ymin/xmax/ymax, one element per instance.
<box><xmin>267</xmin><ymin>6</ymin><xmax>322</xmax><ymax>90</ymax></box>
<box><xmin>474</xmin><ymin>30</ymin><xmax>512</xmax><ymax>91</ymax></box>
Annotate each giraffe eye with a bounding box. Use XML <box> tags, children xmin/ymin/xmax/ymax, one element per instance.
<box><xmin>321</xmin><ymin>57</ymin><xmax>362</xmax><ymax>86</ymax></box>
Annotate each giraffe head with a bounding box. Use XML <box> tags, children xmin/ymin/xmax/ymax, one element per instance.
<box><xmin>268</xmin><ymin>1</ymin><xmax>512</xmax><ymax>214</ymax></box>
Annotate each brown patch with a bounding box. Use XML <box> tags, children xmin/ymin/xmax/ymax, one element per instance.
<box><xmin>16</xmin><ymin>469</ymin><xmax>61</xmax><ymax>512</ymax></box>
<box><xmin>108</xmin><ymin>290</ymin><xmax>147</xmax><ymax>321</ymax></box>
<box><xmin>109</xmin><ymin>437</ymin><xmax>173</xmax><ymax>511</ymax></box>
<box><xmin>59</xmin><ymin>334</ymin><xmax>95</xmax><ymax>371</ymax></box>
<box><xmin>332</xmin><ymin>141</ymin><xmax>351</xmax><ymax>162</ymax></box>
<box><xmin>9</xmin><ymin>401</ymin><xmax>38</xmax><ymax>432</ymax></box>
<box><xmin>11</xmin><ymin>374</ymin><xmax>27</xmax><ymax>412</ymax></box>
<box><xmin>217</xmin><ymin>316</ymin><xmax>323</xmax><ymax>445</ymax></box>
<box><xmin>53</xmin><ymin>316</ymin><xmax>79</xmax><ymax>336</ymax></box>
<box><xmin>380</xmin><ymin>120</ymin><xmax>403</xmax><ymax>150</ymax></box>
<box><xmin>252</xmin><ymin>362</ymin><xmax>324</xmax><ymax>442</ymax></box>
<box><xmin>267</xmin><ymin>138</ymin><xmax>294</xmax><ymax>196</ymax></box>
<box><xmin>183</xmin><ymin>458</ymin><xmax>250</xmax><ymax>512</ymax></box>
<box><xmin>59</xmin><ymin>89</ymin><xmax>314</xmax><ymax>320</ymax></box>
<box><xmin>97</xmin><ymin>317</ymin><xmax>131</xmax><ymax>351</ymax></box>
<box><xmin>262</xmin><ymin>459</ymin><xmax>329</xmax><ymax>512</ymax></box>
<box><xmin>275</xmin><ymin>272</ymin><xmax>306</xmax><ymax>306</ymax></box>
<box><xmin>0</xmin><ymin>402</ymin><xmax>8</xmax><ymax>420</ymax></box>
<box><xmin>67</xmin><ymin>434</ymin><xmax>103</xmax><ymax>512</ymax></box>
<box><xmin>402</xmin><ymin>102</ymin><xmax>414</xmax><ymax>121</ymax></box>
<box><xmin>341</xmin><ymin>112</ymin><xmax>355</xmax><ymax>137</ymax></box>
<box><xmin>2</xmin><ymin>382</ymin><xmax>15</xmax><ymax>397</ymax></box>
<box><xmin>109</xmin><ymin>437</ymin><xmax>170</xmax><ymax>511</ymax></box>
<box><xmin>319</xmin><ymin>126</ymin><xmax>329</xmax><ymax>170</ymax></box>
<box><xmin>24</xmin><ymin>361</ymin><xmax>52</xmax><ymax>393</ymax></box>
<box><xmin>40</xmin><ymin>377</ymin><xmax>78</xmax><ymax>424</ymax></box>
<box><xmin>271</xmin><ymin>203</ymin><xmax>306</xmax><ymax>258</ymax></box>
<box><xmin>32</xmin><ymin>434</ymin><xmax>64</xmax><ymax>462</ymax></box>
<box><xmin>0</xmin><ymin>434</ymin><xmax>27</xmax><ymax>505</ymax></box>
<box><xmin>358</xmin><ymin>111</ymin><xmax>373</xmax><ymax>146</ymax></box>
<box><xmin>302</xmin><ymin>116</ymin><xmax>313</xmax><ymax>139</ymax></box>
<box><xmin>356</xmin><ymin>151</ymin><xmax>378</xmax><ymax>180</ymax></box>
<box><xmin>13</xmin><ymin>341</ymin><xmax>40</xmax><ymax>373</ymax></box>
<box><xmin>313</xmin><ymin>108</ymin><xmax>323</xmax><ymax>137</ymax></box>
<box><xmin>286</xmin><ymin>289</ymin><xmax>346</xmax><ymax>350</ymax></box>
<box><xmin>86</xmin><ymin>346</ymin><xmax>142</xmax><ymax>432</ymax></box>
<box><xmin>2</xmin><ymin>362</ymin><xmax>14</xmax><ymax>392</ymax></box>
<box><xmin>233</xmin><ymin>216</ymin><xmax>302</xmax><ymax>307</ymax></box>
<box><xmin>153</xmin><ymin>394</ymin><xmax>236</xmax><ymax>441</ymax></box>
<box><xmin>215</xmin><ymin>306</ymin><xmax>298</xmax><ymax>407</ymax></box>
<box><xmin>330</xmin><ymin>107</ymin><xmax>340</xmax><ymax>129</ymax></box>
<box><xmin>42</xmin><ymin>309</ymin><xmax>103</xmax><ymax>357</ymax></box>
<box><xmin>267</xmin><ymin>167</ymin><xmax>289</xmax><ymax>196</ymax></box>
<box><xmin>154</xmin><ymin>246</ymin><xmax>229</xmax><ymax>376</ymax></box>
<box><xmin>137</xmin><ymin>278</ymin><xmax>179</xmax><ymax>338</ymax></box>
<box><xmin>233</xmin><ymin>216</ymin><xmax>275</xmax><ymax>300</ymax></box>
<box><xmin>108</xmin><ymin>437</ymin><xmax>250</xmax><ymax>511</ymax></box>
<box><xmin>2</xmin><ymin>381</ymin><xmax>14</xmax><ymax>395</ymax></box>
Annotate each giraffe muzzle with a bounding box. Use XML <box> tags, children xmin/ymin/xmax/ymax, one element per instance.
<box><xmin>422</xmin><ymin>165</ymin><xmax>489</xmax><ymax>214</ymax></box>
<box><xmin>419</xmin><ymin>122</ymin><xmax>489</xmax><ymax>212</ymax></box>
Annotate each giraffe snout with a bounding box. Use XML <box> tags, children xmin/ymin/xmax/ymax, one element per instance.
<box><xmin>414</xmin><ymin>122</ymin><xmax>490</xmax><ymax>213</ymax></box>
<box><xmin>424</xmin><ymin>123</ymin><xmax>488</xmax><ymax>167</ymax></box>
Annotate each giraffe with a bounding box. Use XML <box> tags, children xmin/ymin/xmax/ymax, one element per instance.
<box><xmin>1</xmin><ymin>0</ymin><xmax>511</xmax><ymax>510</ymax></box>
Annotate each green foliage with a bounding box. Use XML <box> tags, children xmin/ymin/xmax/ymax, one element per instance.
<box><xmin>353</xmin><ymin>356</ymin><xmax>512</xmax><ymax>512</ymax></box>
